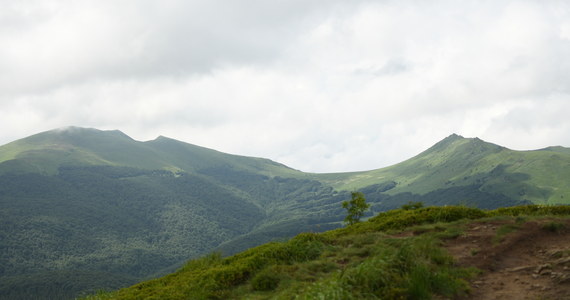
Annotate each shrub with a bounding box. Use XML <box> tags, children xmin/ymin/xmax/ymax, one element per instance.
<box><xmin>251</xmin><ymin>269</ymin><xmax>281</xmax><ymax>291</ymax></box>
<box><xmin>542</xmin><ymin>222</ymin><xmax>566</xmax><ymax>233</ymax></box>
<box><xmin>368</xmin><ymin>206</ymin><xmax>487</xmax><ymax>232</ymax></box>
<box><xmin>490</xmin><ymin>205</ymin><xmax>570</xmax><ymax>217</ymax></box>
<box><xmin>401</xmin><ymin>201</ymin><xmax>424</xmax><ymax>210</ymax></box>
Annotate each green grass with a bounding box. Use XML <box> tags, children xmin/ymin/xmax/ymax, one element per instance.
<box><xmin>90</xmin><ymin>234</ymin><xmax>475</xmax><ymax>300</ymax></box>
<box><xmin>493</xmin><ymin>224</ymin><xmax>520</xmax><ymax>244</ymax></box>
<box><xmin>0</xmin><ymin>127</ymin><xmax>305</xmax><ymax>178</ymax></box>
<box><xmin>314</xmin><ymin>135</ymin><xmax>570</xmax><ymax>204</ymax></box>
<box><xmin>81</xmin><ymin>204</ymin><xmax>570</xmax><ymax>300</ymax></box>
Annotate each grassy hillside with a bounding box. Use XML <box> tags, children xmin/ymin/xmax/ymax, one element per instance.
<box><xmin>81</xmin><ymin>204</ymin><xmax>570</xmax><ymax>299</ymax></box>
<box><xmin>0</xmin><ymin>127</ymin><xmax>303</xmax><ymax>177</ymax></box>
<box><xmin>316</xmin><ymin>134</ymin><xmax>570</xmax><ymax>204</ymax></box>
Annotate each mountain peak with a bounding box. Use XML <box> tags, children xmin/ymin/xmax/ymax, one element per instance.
<box><xmin>422</xmin><ymin>133</ymin><xmax>465</xmax><ymax>153</ymax></box>
<box><xmin>153</xmin><ymin>135</ymin><xmax>173</xmax><ymax>141</ymax></box>
<box><xmin>447</xmin><ymin>133</ymin><xmax>464</xmax><ymax>140</ymax></box>
<box><xmin>416</xmin><ymin>133</ymin><xmax>506</xmax><ymax>160</ymax></box>
<box><xmin>435</xmin><ymin>133</ymin><xmax>467</xmax><ymax>145</ymax></box>
<box><xmin>440</xmin><ymin>133</ymin><xmax>467</xmax><ymax>144</ymax></box>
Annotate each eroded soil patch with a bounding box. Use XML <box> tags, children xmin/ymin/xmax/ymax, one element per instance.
<box><xmin>445</xmin><ymin>218</ymin><xmax>570</xmax><ymax>300</ymax></box>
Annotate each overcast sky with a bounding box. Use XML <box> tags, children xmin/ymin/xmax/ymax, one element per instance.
<box><xmin>1</xmin><ymin>0</ymin><xmax>570</xmax><ymax>173</ymax></box>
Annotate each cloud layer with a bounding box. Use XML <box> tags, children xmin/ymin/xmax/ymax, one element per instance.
<box><xmin>1</xmin><ymin>0</ymin><xmax>570</xmax><ymax>172</ymax></box>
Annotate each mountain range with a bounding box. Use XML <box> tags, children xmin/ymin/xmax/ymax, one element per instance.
<box><xmin>1</xmin><ymin>127</ymin><xmax>568</xmax><ymax>299</ymax></box>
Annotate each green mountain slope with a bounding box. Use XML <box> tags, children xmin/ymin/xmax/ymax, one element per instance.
<box><xmin>0</xmin><ymin>128</ymin><xmax>308</xmax><ymax>299</ymax></box>
<box><xmin>316</xmin><ymin>134</ymin><xmax>570</xmax><ymax>204</ymax></box>
<box><xmin>0</xmin><ymin>128</ymin><xmax>569</xmax><ymax>299</ymax></box>
<box><xmin>0</xmin><ymin>127</ymin><xmax>302</xmax><ymax>177</ymax></box>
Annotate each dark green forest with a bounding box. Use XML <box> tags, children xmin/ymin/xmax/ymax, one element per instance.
<box><xmin>0</xmin><ymin>166</ymin><xmax>264</xmax><ymax>299</ymax></box>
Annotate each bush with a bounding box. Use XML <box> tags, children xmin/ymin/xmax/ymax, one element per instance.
<box><xmin>490</xmin><ymin>205</ymin><xmax>570</xmax><ymax>217</ymax></box>
<box><xmin>251</xmin><ymin>269</ymin><xmax>281</xmax><ymax>291</ymax></box>
<box><xmin>401</xmin><ymin>201</ymin><xmax>424</xmax><ymax>210</ymax></box>
<box><xmin>369</xmin><ymin>206</ymin><xmax>487</xmax><ymax>231</ymax></box>
<box><xmin>542</xmin><ymin>222</ymin><xmax>566</xmax><ymax>233</ymax></box>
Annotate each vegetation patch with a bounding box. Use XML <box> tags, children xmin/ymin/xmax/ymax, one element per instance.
<box><xmin>490</xmin><ymin>205</ymin><xmax>570</xmax><ymax>217</ymax></box>
<box><xmin>250</xmin><ymin>269</ymin><xmax>282</xmax><ymax>291</ymax></box>
<box><xmin>542</xmin><ymin>222</ymin><xmax>567</xmax><ymax>233</ymax></box>
<box><xmin>493</xmin><ymin>224</ymin><xmax>520</xmax><ymax>244</ymax></box>
<box><xmin>302</xmin><ymin>236</ymin><xmax>476</xmax><ymax>299</ymax></box>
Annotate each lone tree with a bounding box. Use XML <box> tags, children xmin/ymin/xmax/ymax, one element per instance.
<box><xmin>342</xmin><ymin>191</ymin><xmax>370</xmax><ymax>226</ymax></box>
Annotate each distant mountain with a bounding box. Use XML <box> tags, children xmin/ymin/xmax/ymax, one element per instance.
<box><xmin>316</xmin><ymin>133</ymin><xmax>570</xmax><ymax>204</ymax></box>
<box><xmin>0</xmin><ymin>126</ymin><xmax>300</xmax><ymax>177</ymax></box>
<box><xmin>0</xmin><ymin>128</ymin><xmax>568</xmax><ymax>299</ymax></box>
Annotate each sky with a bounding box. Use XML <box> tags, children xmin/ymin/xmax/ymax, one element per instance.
<box><xmin>1</xmin><ymin>0</ymin><xmax>570</xmax><ymax>173</ymax></box>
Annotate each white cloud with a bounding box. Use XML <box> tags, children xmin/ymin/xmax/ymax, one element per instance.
<box><xmin>1</xmin><ymin>0</ymin><xmax>570</xmax><ymax>172</ymax></box>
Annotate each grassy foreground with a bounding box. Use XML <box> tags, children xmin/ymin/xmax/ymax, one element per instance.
<box><xmin>82</xmin><ymin>204</ymin><xmax>570</xmax><ymax>300</ymax></box>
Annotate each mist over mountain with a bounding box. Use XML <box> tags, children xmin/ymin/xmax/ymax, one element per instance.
<box><xmin>1</xmin><ymin>127</ymin><xmax>568</xmax><ymax>299</ymax></box>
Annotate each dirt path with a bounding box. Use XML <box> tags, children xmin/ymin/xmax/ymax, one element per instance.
<box><xmin>444</xmin><ymin>219</ymin><xmax>570</xmax><ymax>300</ymax></box>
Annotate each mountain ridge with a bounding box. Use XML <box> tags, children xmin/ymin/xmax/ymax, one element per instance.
<box><xmin>318</xmin><ymin>133</ymin><xmax>570</xmax><ymax>205</ymax></box>
<box><xmin>3</xmin><ymin>127</ymin><xmax>569</xmax><ymax>177</ymax></box>
<box><xmin>1</xmin><ymin>127</ymin><xmax>569</xmax><ymax>299</ymax></box>
<box><xmin>0</xmin><ymin>127</ymin><xmax>302</xmax><ymax>178</ymax></box>
<box><xmin>3</xmin><ymin>127</ymin><xmax>569</xmax><ymax>205</ymax></box>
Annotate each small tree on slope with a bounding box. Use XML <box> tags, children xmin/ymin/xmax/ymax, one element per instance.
<box><xmin>342</xmin><ymin>191</ymin><xmax>370</xmax><ymax>226</ymax></box>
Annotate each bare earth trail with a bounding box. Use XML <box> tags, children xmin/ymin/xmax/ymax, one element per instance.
<box><xmin>443</xmin><ymin>219</ymin><xmax>570</xmax><ymax>300</ymax></box>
